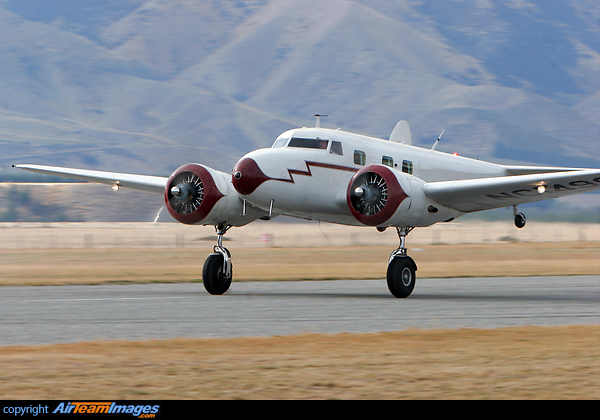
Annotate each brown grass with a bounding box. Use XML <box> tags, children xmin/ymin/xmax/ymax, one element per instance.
<box><xmin>0</xmin><ymin>241</ymin><xmax>598</xmax><ymax>286</ymax></box>
<box><xmin>1</xmin><ymin>238</ymin><xmax>598</xmax><ymax>400</ymax></box>
<box><xmin>1</xmin><ymin>325</ymin><xmax>598</xmax><ymax>400</ymax></box>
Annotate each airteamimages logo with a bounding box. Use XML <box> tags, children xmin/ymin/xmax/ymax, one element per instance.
<box><xmin>52</xmin><ymin>402</ymin><xmax>160</xmax><ymax>418</ymax></box>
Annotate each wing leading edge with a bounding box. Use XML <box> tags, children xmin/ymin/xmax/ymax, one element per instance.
<box><xmin>423</xmin><ymin>169</ymin><xmax>600</xmax><ymax>213</ymax></box>
<box><xmin>13</xmin><ymin>164</ymin><xmax>168</xmax><ymax>194</ymax></box>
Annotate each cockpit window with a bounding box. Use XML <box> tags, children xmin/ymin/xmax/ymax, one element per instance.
<box><xmin>272</xmin><ymin>138</ymin><xmax>288</xmax><ymax>148</ymax></box>
<box><xmin>288</xmin><ymin>137</ymin><xmax>329</xmax><ymax>150</ymax></box>
<box><xmin>330</xmin><ymin>140</ymin><xmax>343</xmax><ymax>156</ymax></box>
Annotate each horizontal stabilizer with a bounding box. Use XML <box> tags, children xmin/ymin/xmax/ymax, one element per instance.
<box><xmin>502</xmin><ymin>165</ymin><xmax>583</xmax><ymax>175</ymax></box>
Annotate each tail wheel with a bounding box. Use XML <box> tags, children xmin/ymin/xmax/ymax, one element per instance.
<box><xmin>514</xmin><ymin>212</ymin><xmax>526</xmax><ymax>229</ymax></box>
<box><xmin>202</xmin><ymin>253</ymin><xmax>232</xmax><ymax>295</ymax></box>
<box><xmin>387</xmin><ymin>257</ymin><xmax>416</xmax><ymax>298</ymax></box>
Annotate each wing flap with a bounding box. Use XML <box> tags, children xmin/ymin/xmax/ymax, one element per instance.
<box><xmin>424</xmin><ymin>170</ymin><xmax>600</xmax><ymax>213</ymax></box>
<box><xmin>13</xmin><ymin>164</ymin><xmax>168</xmax><ymax>194</ymax></box>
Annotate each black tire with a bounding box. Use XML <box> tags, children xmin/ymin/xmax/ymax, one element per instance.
<box><xmin>202</xmin><ymin>253</ymin><xmax>232</xmax><ymax>295</ymax></box>
<box><xmin>387</xmin><ymin>257</ymin><xmax>416</xmax><ymax>298</ymax></box>
<box><xmin>514</xmin><ymin>213</ymin><xmax>526</xmax><ymax>229</ymax></box>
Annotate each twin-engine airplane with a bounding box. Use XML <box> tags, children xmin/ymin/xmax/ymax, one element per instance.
<box><xmin>14</xmin><ymin>117</ymin><xmax>600</xmax><ymax>297</ymax></box>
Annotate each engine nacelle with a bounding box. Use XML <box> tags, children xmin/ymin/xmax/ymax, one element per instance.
<box><xmin>347</xmin><ymin>164</ymin><xmax>459</xmax><ymax>227</ymax></box>
<box><xmin>165</xmin><ymin>163</ymin><xmax>259</xmax><ymax>226</ymax></box>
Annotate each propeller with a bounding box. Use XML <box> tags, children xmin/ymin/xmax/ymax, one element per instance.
<box><xmin>350</xmin><ymin>172</ymin><xmax>388</xmax><ymax>216</ymax></box>
<box><xmin>167</xmin><ymin>171</ymin><xmax>204</xmax><ymax>214</ymax></box>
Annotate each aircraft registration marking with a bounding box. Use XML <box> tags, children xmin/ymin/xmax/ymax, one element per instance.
<box><xmin>487</xmin><ymin>177</ymin><xmax>600</xmax><ymax>200</ymax></box>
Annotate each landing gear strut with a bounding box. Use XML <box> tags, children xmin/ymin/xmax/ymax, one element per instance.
<box><xmin>202</xmin><ymin>223</ymin><xmax>233</xmax><ymax>295</ymax></box>
<box><xmin>387</xmin><ymin>227</ymin><xmax>417</xmax><ymax>298</ymax></box>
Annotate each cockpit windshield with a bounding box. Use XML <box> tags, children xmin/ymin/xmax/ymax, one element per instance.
<box><xmin>288</xmin><ymin>137</ymin><xmax>329</xmax><ymax>150</ymax></box>
<box><xmin>272</xmin><ymin>138</ymin><xmax>288</xmax><ymax>148</ymax></box>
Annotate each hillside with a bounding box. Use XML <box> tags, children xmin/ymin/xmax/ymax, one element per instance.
<box><xmin>0</xmin><ymin>0</ymin><xmax>598</xmax><ymax>221</ymax></box>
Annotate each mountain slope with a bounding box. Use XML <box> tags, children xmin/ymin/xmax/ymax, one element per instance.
<box><xmin>0</xmin><ymin>0</ymin><xmax>598</xmax><ymax>177</ymax></box>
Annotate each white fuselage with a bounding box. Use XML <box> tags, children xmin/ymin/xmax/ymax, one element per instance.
<box><xmin>233</xmin><ymin>127</ymin><xmax>506</xmax><ymax>227</ymax></box>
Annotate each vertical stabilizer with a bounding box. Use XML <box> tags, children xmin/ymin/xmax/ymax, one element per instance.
<box><xmin>389</xmin><ymin>120</ymin><xmax>411</xmax><ymax>145</ymax></box>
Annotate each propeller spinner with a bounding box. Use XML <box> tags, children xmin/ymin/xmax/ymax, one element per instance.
<box><xmin>346</xmin><ymin>164</ymin><xmax>409</xmax><ymax>226</ymax></box>
<box><xmin>167</xmin><ymin>171</ymin><xmax>204</xmax><ymax>214</ymax></box>
<box><xmin>350</xmin><ymin>172</ymin><xmax>388</xmax><ymax>216</ymax></box>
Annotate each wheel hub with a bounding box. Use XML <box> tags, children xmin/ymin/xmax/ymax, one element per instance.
<box><xmin>401</xmin><ymin>267</ymin><xmax>412</xmax><ymax>286</ymax></box>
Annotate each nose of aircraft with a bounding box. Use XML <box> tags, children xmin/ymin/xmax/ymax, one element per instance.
<box><xmin>231</xmin><ymin>157</ymin><xmax>271</xmax><ymax>195</ymax></box>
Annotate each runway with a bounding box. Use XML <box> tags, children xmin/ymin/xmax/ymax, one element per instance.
<box><xmin>1</xmin><ymin>276</ymin><xmax>599</xmax><ymax>346</ymax></box>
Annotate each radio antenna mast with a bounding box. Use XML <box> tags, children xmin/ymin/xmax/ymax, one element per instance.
<box><xmin>431</xmin><ymin>130</ymin><xmax>444</xmax><ymax>150</ymax></box>
<box><xmin>314</xmin><ymin>114</ymin><xmax>328</xmax><ymax>128</ymax></box>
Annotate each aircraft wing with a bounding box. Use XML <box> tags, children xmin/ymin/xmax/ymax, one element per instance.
<box><xmin>13</xmin><ymin>164</ymin><xmax>168</xmax><ymax>194</ymax></box>
<box><xmin>423</xmin><ymin>169</ymin><xmax>600</xmax><ymax>213</ymax></box>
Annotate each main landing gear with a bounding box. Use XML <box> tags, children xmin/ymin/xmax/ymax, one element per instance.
<box><xmin>202</xmin><ymin>223</ymin><xmax>233</xmax><ymax>295</ymax></box>
<box><xmin>387</xmin><ymin>227</ymin><xmax>418</xmax><ymax>298</ymax></box>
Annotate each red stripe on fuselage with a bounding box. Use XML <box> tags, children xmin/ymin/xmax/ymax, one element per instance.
<box><xmin>232</xmin><ymin>158</ymin><xmax>357</xmax><ymax>195</ymax></box>
<box><xmin>281</xmin><ymin>161</ymin><xmax>358</xmax><ymax>184</ymax></box>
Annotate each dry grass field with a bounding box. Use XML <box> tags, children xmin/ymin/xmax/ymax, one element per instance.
<box><xmin>0</xmin><ymin>242</ymin><xmax>598</xmax><ymax>286</ymax></box>
<box><xmin>0</xmin><ymin>222</ymin><xmax>598</xmax><ymax>399</ymax></box>
<box><xmin>1</xmin><ymin>326</ymin><xmax>598</xmax><ymax>399</ymax></box>
<box><xmin>1</xmin><ymin>221</ymin><xmax>598</xmax><ymax>286</ymax></box>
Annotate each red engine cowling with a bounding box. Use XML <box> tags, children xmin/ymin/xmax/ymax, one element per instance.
<box><xmin>164</xmin><ymin>163</ymin><xmax>225</xmax><ymax>225</ymax></box>
<box><xmin>347</xmin><ymin>164</ymin><xmax>410</xmax><ymax>226</ymax></box>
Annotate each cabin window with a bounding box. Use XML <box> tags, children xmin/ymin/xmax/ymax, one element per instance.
<box><xmin>354</xmin><ymin>150</ymin><xmax>366</xmax><ymax>166</ymax></box>
<box><xmin>272</xmin><ymin>138</ymin><xmax>288</xmax><ymax>148</ymax></box>
<box><xmin>288</xmin><ymin>137</ymin><xmax>329</xmax><ymax>150</ymax></box>
<box><xmin>330</xmin><ymin>141</ymin><xmax>343</xmax><ymax>156</ymax></box>
<box><xmin>382</xmin><ymin>156</ymin><xmax>394</xmax><ymax>167</ymax></box>
<box><xmin>402</xmin><ymin>160</ymin><xmax>413</xmax><ymax>174</ymax></box>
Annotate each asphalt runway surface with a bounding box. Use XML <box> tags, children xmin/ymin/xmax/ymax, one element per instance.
<box><xmin>1</xmin><ymin>276</ymin><xmax>599</xmax><ymax>346</ymax></box>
